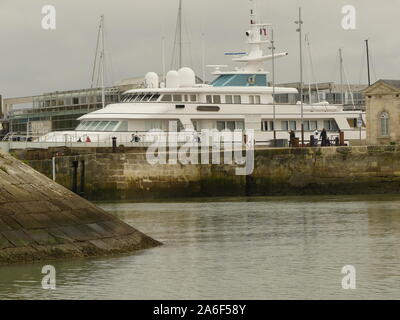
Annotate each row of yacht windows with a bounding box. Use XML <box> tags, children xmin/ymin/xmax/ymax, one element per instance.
<box><xmin>262</xmin><ymin>119</ymin><xmax>339</xmax><ymax>132</ymax></box>
<box><xmin>121</xmin><ymin>93</ymin><xmax>262</xmax><ymax>105</ymax></box>
<box><xmin>121</xmin><ymin>94</ymin><xmax>160</xmax><ymax>103</ymax></box>
<box><xmin>205</xmin><ymin>95</ymin><xmax>261</xmax><ymax>104</ymax></box>
<box><xmin>161</xmin><ymin>94</ymin><xmax>198</xmax><ymax>102</ymax></box>
<box><xmin>76</xmin><ymin>120</ymin><xmax>128</xmax><ymax>132</ymax></box>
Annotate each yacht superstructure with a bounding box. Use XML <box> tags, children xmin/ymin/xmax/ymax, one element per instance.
<box><xmin>41</xmin><ymin>1</ymin><xmax>366</xmax><ymax>146</ymax></box>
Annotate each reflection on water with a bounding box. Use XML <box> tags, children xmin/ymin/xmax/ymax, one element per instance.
<box><xmin>0</xmin><ymin>195</ymin><xmax>400</xmax><ymax>299</ymax></box>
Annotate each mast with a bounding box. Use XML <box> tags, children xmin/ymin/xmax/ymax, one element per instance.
<box><xmin>231</xmin><ymin>0</ymin><xmax>274</xmax><ymax>72</ymax></box>
<box><xmin>365</xmin><ymin>39</ymin><xmax>371</xmax><ymax>86</ymax></box>
<box><xmin>91</xmin><ymin>16</ymin><xmax>102</xmax><ymax>89</ymax></box>
<box><xmin>171</xmin><ymin>0</ymin><xmax>183</xmax><ymax>70</ymax></box>
<box><xmin>162</xmin><ymin>36</ymin><xmax>166</xmax><ymax>84</ymax></box>
<box><xmin>295</xmin><ymin>7</ymin><xmax>304</xmax><ymax>146</ymax></box>
<box><xmin>339</xmin><ymin>48</ymin><xmax>344</xmax><ymax>105</ymax></box>
<box><xmin>101</xmin><ymin>15</ymin><xmax>105</xmax><ymax>109</ymax></box>
<box><xmin>178</xmin><ymin>0</ymin><xmax>183</xmax><ymax>69</ymax></box>
<box><xmin>306</xmin><ymin>34</ymin><xmax>312</xmax><ymax>105</ymax></box>
<box><xmin>202</xmin><ymin>33</ymin><xmax>206</xmax><ymax>84</ymax></box>
<box><xmin>270</xmin><ymin>28</ymin><xmax>276</xmax><ymax>146</ymax></box>
<box><xmin>305</xmin><ymin>33</ymin><xmax>320</xmax><ymax>104</ymax></box>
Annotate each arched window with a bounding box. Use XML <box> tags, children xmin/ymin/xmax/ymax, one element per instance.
<box><xmin>380</xmin><ymin>112</ymin><xmax>389</xmax><ymax>136</ymax></box>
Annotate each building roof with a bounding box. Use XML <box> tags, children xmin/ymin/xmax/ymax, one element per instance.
<box><xmin>363</xmin><ymin>79</ymin><xmax>400</xmax><ymax>95</ymax></box>
<box><xmin>378</xmin><ymin>80</ymin><xmax>400</xmax><ymax>89</ymax></box>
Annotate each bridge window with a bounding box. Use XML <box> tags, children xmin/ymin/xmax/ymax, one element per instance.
<box><xmin>104</xmin><ymin>121</ymin><xmax>119</xmax><ymax>131</ymax></box>
<box><xmin>249</xmin><ymin>95</ymin><xmax>261</xmax><ymax>104</ymax></box>
<box><xmin>225</xmin><ymin>95</ymin><xmax>233</xmax><ymax>104</ymax></box>
<box><xmin>76</xmin><ymin>120</ymin><xmax>121</xmax><ymax>131</ymax></box>
<box><xmin>150</xmin><ymin>94</ymin><xmax>160</xmax><ymax>101</ymax></box>
<box><xmin>233</xmin><ymin>95</ymin><xmax>242</xmax><ymax>104</ymax></box>
<box><xmin>141</xmin><ymin>94</ymin><xmax>152</xmax><ymax>102</ymax></box>
<box><xmin>161</xmin><ymin>94</ymin><xmax>172</xmax><ymax>102</ymax></box>
<box><xmin>212</xmin><ymin>74</ymin><xmax>267</xmax><ymax>87</ymax></box>
<box><xmin>116</xmin><ymin>121</ymin><xmax>128</xmax><ymax>132</ymax></box>
<box><xmin>213</xmin><ymin>95</ymin><xmax>221</xmax><ymax>104</ymax></box>
<box><xmin>173</xmin><ymin>95</ymin><xmax>183</xmax><ymax>102</ymax></box>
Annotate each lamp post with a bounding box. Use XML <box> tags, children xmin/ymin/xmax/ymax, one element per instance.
<box><xmin>295</xmin><ymin>8</ymin><xmax>304</xmax><ymax>146</ymax></box>
<box><xmin>269</xmin><ymin>28</ymin><xmax>276</xmax><ymax>147</ymax></box>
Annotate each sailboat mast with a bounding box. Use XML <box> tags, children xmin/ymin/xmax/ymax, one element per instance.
<box><xmin>178</xmin><ymin>0</ymin><xmax>183</xmax><ymax>69</ymax></box>
<box><xmin>91</xmin><ymin>16</ymin><xmax>102</xmax><ymax>89</ymax></box>
<box><xmin>339</xmin><ymin>48</ymin><xmax>344</xmax><ymax>105</ymax></box>
<box><xmin>101</xmin><ymin>15</ymin><xmax>105</xmax><ymax>109</ymax></box>
<box><xmin>365</xmin><ymin>39</ymin><xmax>371</xmax><ymax>86</ymax></box>
<box><xmin>270</xmin><ymin>28</ymin><xmax>277</xmax><ymax>146</ymax></box>
<box><xmin>295</xmin><ymin>7</ymin><xmax>304</xmax><ymax>146</ymax></box>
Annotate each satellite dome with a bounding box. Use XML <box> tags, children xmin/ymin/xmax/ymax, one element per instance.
<box><xmin>144</xmin><ymin>72</ymin><xmax>159</xmax><ymax>88</ymax></box>
<box><xmin>178</xmin><ymin>67</ymin><xmax>196</xmax><ymax>87</ymax></box>
<box><xmin>166</xmin><ymin>70</ymin><xmax>180</xmax><ymax>88</ymax></box>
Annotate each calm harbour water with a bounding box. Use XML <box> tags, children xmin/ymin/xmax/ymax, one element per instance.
<box><xmin>0</xmin><ymin>195</ymin><xmax>400</xmax><ymax>300</ymax></box>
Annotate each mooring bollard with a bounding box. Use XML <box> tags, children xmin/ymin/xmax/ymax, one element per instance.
<box><xmin>112</xmin><ymin>137</ymin><xmax>117</xmax><ymax>153</ymax></box>
<box><xmin>339</xmin><ymin>131</ymin><xmax>345</xmax><ymax>146</ymax></box>
<box><xmin>80</xmin><ymin>160</ymin><xmax>85</xmax><ymax>196</ymax></box>
<box><xmin>71</xmin><ymin>160</ymin><xmax>79</xmax><ymax>194</ymax></box>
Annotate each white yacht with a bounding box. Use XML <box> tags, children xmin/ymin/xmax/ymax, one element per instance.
<box><xmin>41</xmin><ymin>2</ymin><xmax>366</xmax><ymax>146</ymax></box>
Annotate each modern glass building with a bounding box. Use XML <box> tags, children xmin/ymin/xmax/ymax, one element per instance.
<box><xmin>3</xmin><ymin>87</ymin><xmax>121</xmax><ymax>136</ymax></box>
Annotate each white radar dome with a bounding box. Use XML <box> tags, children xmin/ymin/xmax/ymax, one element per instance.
<box><xmin>144</xmin><ymin>72</ymin><xmax>159</xmax><ymax>88</ymax></box>
<box><xmin>166</xmin><ymin>70</ymin><xmax>180</xmax><ymax>88</ymax></box>
<box><xmin>178</xmin><ymin>67</ymin><xmax>196</xmax><ymax>87</ymax></box>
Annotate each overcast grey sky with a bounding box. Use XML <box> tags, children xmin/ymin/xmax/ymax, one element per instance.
<box><xmin>0</xmin><ymin>0</ymin><xmax>399</xmax><ymax>98</ymax></box>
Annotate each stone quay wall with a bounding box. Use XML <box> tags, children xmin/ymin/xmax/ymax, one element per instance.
<box><xmin>20</xmin><ymin>145</ymin><xmax>400</xmax><ymax>200</ymax></box>
<box><xmin>0</xmin><ymin>151</ymin><xmax>161</xmax><ymax>264</ymax></box>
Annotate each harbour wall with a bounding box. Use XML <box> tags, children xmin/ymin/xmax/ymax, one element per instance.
<box><xmin>15</xmin><ymin>145</ymin><xmax>400</xmax><ymax>200</ymax></box>
<box><xmin>0</xmin><ymin>150</ymin><xmax>161</xmax><ymax>264</ymax></box>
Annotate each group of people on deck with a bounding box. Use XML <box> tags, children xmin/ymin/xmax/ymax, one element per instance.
<box><xmin>77</xmin><ymin>136</ymin><xmax>91</xmax><ymax>143</ymax></box>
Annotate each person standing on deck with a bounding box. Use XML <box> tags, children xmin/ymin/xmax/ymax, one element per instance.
<box><xmin>289</xmin><ymin>130</ymin><xmax>296</xmax><ymax>147</ymax></box>
<box><xmin>320</xmin><ymin>128</ymin><xmax>328</xmax><ymax>147</ymax></box>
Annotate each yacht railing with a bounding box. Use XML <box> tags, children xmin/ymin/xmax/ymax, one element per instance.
<box><xmin>0</xmin><ymin>127</ymin><xmax>365</xmax><ymax>153</ymax></box>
